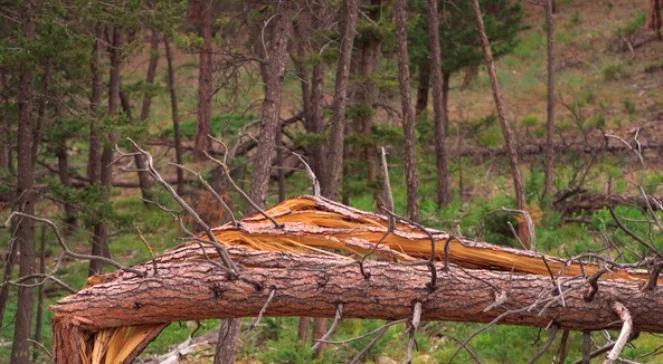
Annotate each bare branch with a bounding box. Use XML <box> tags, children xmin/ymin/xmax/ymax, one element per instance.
<box><xmin>604</xmin><ymin>302</ymin><xmax>633</xmax><ymax>364</ymax></box>
<box><xmin>311</xmin><ymin>303</ymin><xmax>343</xmax><ymax>352</ymax></box>
<box><xmin>405</xmin><ymin>301</ymin><xmax>423</xmax><ymax>364</ymax></box>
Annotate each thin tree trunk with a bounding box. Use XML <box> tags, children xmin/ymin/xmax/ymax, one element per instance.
<box><xmin>31</xmin><ymin>61</ymin><xmax>50</xmax><ymax>165</ymax></box>
<box><xmin>309</xmin><ymin>63</ymin><xmax>326</xmax><ymax>184</ymax></box>
<box><xmin>321</xmin><ymin>0</ymin><xmax>359</xmax><ymax>200</ymax></box>
<box><xmin>134</xmin><ymin>29</ymin><xmax>160</xmax><ymax>202</ymax></box>
<box><xmin>298</xmin><ymin>317</ymin><xmax>310</xmax><ymax>343</ymax></box>
<box><xmin>0</xmin><ymin>71</ymin><xmax>8</xmax><ymax>172</ymax></box>
<box><xmin>90</xmin><ymin>26</ymin><xmax>122</xmax><ymax>275</ymax></box>
<box><xmin>0</xmin><ymin>222</ymin><xmax>18</xmax><ymax>329</ymax></box>
<box><xmin>394</xmin><ymin>0</ymin><xmax>419</xmax><ymax>221</ymax></box>
<box><xmin>10</xmin><ymin>2</ymin><xmax>37</xmax><ymax>362</ymax></box>
<box><xmin>471</xmin><ymin>0</ymin><xmax>527</xmax><ymax>245</ymax></box>
<box><xmin>164</xmin><ymin>36</ymin><xmax>184</xmax><ymax>195</ymax></box>
<box><xmin>193</xmin><ymin>0</ymin><xmax>214</xmax><ymax>158</ymax></box>
<box><xmin>57</xmin><ymin>134</ymin><xmax>76</xmax><ymax>232</ymax></box>
<box><xmin>249</xmin><ymin>4</ymin><xmax>291</xmax><ymax>207</ymax></box>
<box><xmin>543</xmin><ymin>0</ymin><xmax>555</xmax><ymax>199</ymax></box>
<box><xmin>32</xmin><ymin>225</ymin><xmax>46</xmax><ymax>362</ymax></box>
<box><xmin>415</xmin><ymin>60</ymin><xmax>430</xmax><ymax>117</ymax></box>
<box><xmin>88</xmin><ymin>25</ymin><xmax>102</xmax><ymax>184</ymax></box>
<box><xmin>647</xmin><ymin>0</ymin><xmax>662</xmax><ymax>40</ymax></box>
<box><xmin>276</xmin><ymin>123</ymin><xmax>286</xmax><ymax>202</ymax></box>
<box><xmin>213</xmin><ymin>318</ymin><xmax>240</xmax><ymax>364</ymax></box>
<box><xmin>427</xmin><ymin>0</ymin><xmax>450</xmax><ymax>208</ymax></box>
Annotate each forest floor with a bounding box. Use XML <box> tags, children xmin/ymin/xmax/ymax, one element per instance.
<box><xmin>2</xmin><ymin>0</ymin><xmax>663</xmax><ymax>363</ymax></box>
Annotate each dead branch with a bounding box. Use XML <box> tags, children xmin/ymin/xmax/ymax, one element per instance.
<box><xmin>604</xmin><ymin>302</ymin><xmax>633</xmax><ymax>364</ymax></box>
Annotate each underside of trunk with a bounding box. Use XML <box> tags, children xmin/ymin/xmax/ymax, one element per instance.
<box><xmin>51</xmin><ymin>196</ymin><xmax>662</xmax><ymax>364</ymax></box>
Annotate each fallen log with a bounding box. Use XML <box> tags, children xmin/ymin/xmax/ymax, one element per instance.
<box><xmin>459</xmin><ymin>141</ymin><xmax>662</xmax><ymax>159</ymax></box>
<box><xmin>554</xmin><ymin>189</ymin><xmax>663</xmax><ymax>215</ymax></box>
<box><xmin>50</xmin><ymin>196</ymin><xmax>661</xmax><ymax>364</ymax></box>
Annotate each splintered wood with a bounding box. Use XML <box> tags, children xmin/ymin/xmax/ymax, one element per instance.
<box><xmin>51</xmin><ymin>196</ymin><xmax>661</xmax><ymax>364</ymax></box>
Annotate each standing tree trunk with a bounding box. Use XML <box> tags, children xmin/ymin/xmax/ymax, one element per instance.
<box><xmin>87</xmin><ymin>25</ymin><xmax>102</xmax><ymax>184</ymax></box>
<box><xmin>134</xmin><ymin>29</ymin><xmax>160</xmax><ymax>202</ymax></box>
<box><xmin>426</xmin><ymin>0</ymin><xmax>450</xmax><ymax>208</ymax></box>
<box><xmin>415</xmin><ymin>60</ymin><xmax>430</xmax><ymax>117</ymax></box>
<box><xmin>308</xmin><ymin>63</ymin><xmax>326</xmax><ymax>185</ymax></box>
<box><xmin>193</xmin><ymin>0</ymin><xmax>214</xmax><ymax>158</ymax></box>
<box><xmin>543</xmin><ymin>0</ymin><xmax>555</xmax><ymax>199</ymax></box>
<box><xmin>213</xmin><ymin>319</ymin><xmax>240</xmax><ymax>364</ymax></box>
<box><xmin>321</xmin><ymin>0</ymin><xmax>359</xmax><ymax>201</ymax></box>
<box><xmin>647</xmin><ymin>0</ymin><xmax>662</xmax><ymax>40</ymax></box>
<box><xmin>164</xmin><ymin>36</ymin><xmax>184</xmax><ymax>195</ymax></box>
<box><xmin>32</xmin><ymin>225</ymin><xmax>46</xmax><ymax>362</ymax></box>
<box><xmin>0</xmin><ymin>71</ymin><xmax>8</xmax><ymax>173</ymax></box>
<box><xmin>394</xmin><ymin>0</ymin><xmax>419</xmax><ymax>221</ymax></box>
<box><xmin>10</xmin><ymin>2</ymin><xmax>36</xmax><ymax>362</ymax></box>
<box><xmin>471</xmin><ymin>0</ymin><xmax>527</xmax><ymax>246</ymax></box>
<box><xmin>249</xmin><ymin>4</ymin><xmax>291</xmax><ymax>207</ymax></box>
<box><xmin>90</xmin><ymin>26</ymin><xmax>122</xmax><ymax>275</ymax></box>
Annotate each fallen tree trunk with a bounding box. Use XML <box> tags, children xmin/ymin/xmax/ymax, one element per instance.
<box><xmin>554</xmin><ymin>189</ymin><xmax>663</xmax><ymax>215</ymax></box>
<box><xmin>50</xmin><ymin>196</ymin><xmax>661</xmax><ymax>363</ymax></box>
<box><xmin>52</xmin><ymin>247</ymin><xmax>663</xmax><ymax>363</ymax></box>
<box><xmin>459</xmin><ymin>141</ymin><xmax>663</xmax><ymax>159</ymax></box>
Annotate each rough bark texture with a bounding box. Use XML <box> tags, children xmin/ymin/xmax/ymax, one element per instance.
<box><xmin>51</xmin><ymin>195</ymin><xmax>661</xmax><ymax>363</ymax></box>
<box><xmin>426</xmin><ymin>0</ymin><xmax>450</xmax><ymax>208</ymax></box>
<box><xmin>249</xmin><ymin>5</ymin><xmax>291</xmax><ymax>207</ymax></box>
<box><xmin>647</xmin><ymin>0</ymin><xmax>662</xmax><ymax>40</ymax></box>
<box><xmin>544</xmin><ymin>0</ymin><xmax>555</xmax><ymax>198</ymax></box>
<box><xmin>193</xmin><ymin>0</ymin><xmax>214</xmax><ymax>158</ymax></box>
<box><xmin>471</xmin><ymin>0</ymin><xmax>527</xmax><ymax>244</ymax></box>
<box><xmin>394</xmin><ymin>0</ymin><xmax>420</xmax><ymax>221</ymax></box>
<box><xmin>213</xmin><ymin>319</ymin><xmax>240</xmax><ymax>364</ymax></box>
<box><xmin>164</xmin><ymin>36</ymin><xmax>185</xmax><ymax>195</ymax></box>
<box><xmin>52</xmin><ymin>246</ymin><xmax>663</xmax><ymax>363</ymax></box>
<box><xmin>322</xmin><ymin>0</ymin><xmax>359</xmax><ymax>200</ymax></box>
<box><xmin>11</xmin><ymin>2</ymin><xmax>36</xmax><ymax>362</ymax></box>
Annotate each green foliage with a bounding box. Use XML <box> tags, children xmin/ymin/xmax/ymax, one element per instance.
<box><xmin>409</xmin><ymin>0</ymin><xmax>525</xmax><ymax>76</ymax></box>
<box><xmin>162</xmin><ymin>113</ymin><xmax>255</xmax><ymax>139</ymax></box>
<box><xmin>615</xmin><ymin>11</ymin><xmax>647</xmax><ymax>37</ymax></box>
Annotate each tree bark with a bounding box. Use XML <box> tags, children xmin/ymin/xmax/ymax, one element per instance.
<box><xmin>471</xmin><ymin>0</ymin><xmax>527</xmax><ymax>245</ymax></box>
<box><xmin>11</xmin><ymin>1</ymin><xmax>37</xmax><ymax>362</ymax></box>
<box><xmin>0</xmin><ymin>71</ymin><xmax>9</xmax><ymax>173</ymax></box>
<box><xmin>164</xmin><ymin>36</ymin><xmax>185</xmax><ymax>195</ymax></box>
<box><xmin>647</xmin><ymin>0</ymin><xmax>662</xmax><ymax>40</ymax></box>
<box><xmin>134</xmin><ymin>29</ymin><xmax>160</xmax><ymax>202</ymax></box>
<box><xmin>249</xmin><ymin>4</ymin><xmax>291</xmax><ymax>207</ymax></box>
<box><xmin>52</xmin><ymin>246</ymin><xmax>663</xmax><ymax>363</ymax></box>
<box><xmin>322</xmin><ymin>0</ymin><xmax>359</xmax><ymax>200</ymax></box>
<box><xmin>543</xmin><ymin>0</ymin><xmax>555</xmax><ymax>199</ymax></box>
<box><xmin>87</xmin><ymin>24</ymin><xmax>102</xmax><ymax>184</ymax></box>
<box><xmin>426</xmin><ymin>0</ymin><xmax>451</xmax><ymax>208</ymax></box>
<box><xmin>32</xmin><ymin>225</ymin><xmax>46</xmax><ymax>362</ymax></box>
<box><xmin>415</xmin><ymin>60</ymin><xmax>430</xmax><ymax>117</ymax></box>
<box><xmin>394</xmin><ymin>0</ymin><xmax>420</xmax><ymax>221</ymax></box>
<box><xmin>213</xmin><ymin>318</ymin><xmax>240</xmax><ymax>364</ymax></box>
<box><xmin>89</xmin><ymin>25</ymin><xmax>122</xmax><ymax>276</ymax></box>
<box><xmin>56</xmin><ymin>130</ymin><xmax>76</xmax><ymax>233</ymax></box>
<box><xmin>193</xmin><ymin>0</ymin><xmax>214</xmax><ymax>158</ymax></box>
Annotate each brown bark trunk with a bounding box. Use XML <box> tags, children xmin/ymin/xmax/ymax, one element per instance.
<box><xmin>298</xmin><ymin>317</ymin><xmax>310</xmax><ymax>343</ymax></box>
<box><xmin>0</xmin><ymin>71</ymin><xmax>8</xmax><ymax>173</ymax></box>
<box><xmin>213</xmin><ymin>319</ymin><xmax>240</xmax><ymax>364</ymax></box>
<box><xmin>352</xmin><ymin>3</ymin><xmax>381</xmax><ymax>204</ymax></box>
<box><xmin>87</xmin><ymin>25</ymin><xmax>102</xmax><ymax>184</ymax></box>
<box><xmin>415</xmin><ymin>60</ymin><xmax>430</xmax><ymax>117</ymax></box>
<box><xmin>647</xmin><ymin>0</ymin><xmax>662</xmax><ymax>40</ymax></box>
<box><xmin>57</xmin><ymin>133</ymin><xmax>76</xmax><ymax>232</ymax></box>
<box><xmin>427</xmin><ymin>0</ymin><xmax>450</xmax><ymax>208</ymax></box>
<box><xmin>394</xmin><ymin>0</ymin><xmax>420</xmax><ymax>221</ymax></box>
<box><xmin>471</xmin><ymin>0</ymin><xmax>527</xmax><ymax>245</ymax></box>
<box><xmin>52</xmin><ymin>246</ymin><xmax>663</xmax><ymax>364</ymax></box>
<box><xmin>11</xmin><ymin>2</ymin><xmax>37</xmax><ymax>362</ymax></box>
<box><xmin>249</xmin><ymin>5</ymin><xmax>291</xmax><ymax>207</ymax></box>
<box><xmin>164</xmin><ymin>36</ymin><xmax>185</xmax><ymax>196</ymax></box>
<box><xmin>309</xmin><ymin>63</ymin><xmax>326</xmax><ymax>184</ymax></box>
<box><xmin>133</xmin><ymin>29</ymin><xmax>160</xmax><ymax>202</ymax></box>
<box><xmin>31</xmin><ymin>61</ymin><xmax>50</xmax><ymax>165</ymax></box>
<box><xmin>32</xmin><ymin>225</ymin><xmax>46</xmax><ymax>362</ymax></box>
<box><xmin>0</xmin><ymin>221</ymin><xmax>18</xmax><ymax>328</ymax></box>
<box><xmin>543</xmin><ymin>0</ymin><xmax>555</xmax><ymax>199</ymax></box>
<box><xmin>553</xmin><ymin>190</ymin><xmax>663</xmax><ymax>215</ymax></box>
<box><xmin>322</xmin><ymin>0</ymin><xmax>359</xmax><ymax>200</ymax></box>
<box><xmin>194</xmin><ymin>0</ymin><xmax>214</xmax><ymax>158</ymax></box>
<box><xmin>90</xmin><ymin>25</ymin><xmax>122</xmax><ymax>276</ymax></box>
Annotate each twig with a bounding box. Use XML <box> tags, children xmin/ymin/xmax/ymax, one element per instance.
<box><xmin>135</xmin><ymin>225</ymin><xmax>158</xmax><ymax>275</ymax></box>
<box><xmin>348</xmin><ymin>324</ymin><xmax>390</xmax><ymax>364</ymax></box>
<box><xmin>319</xmin><ymin>319</ymin><xmax>407</xmax><ymax>345</ymax></box>
<box><xmin>27</xmin><ymin>339</ymin><xmax>53</xmax><ymax>360</ymax></box>
<box><xmin>527</xmin><ymin>324</ymin><xmax>559</xmax><ymax>364</ymax></box>
<box><xmin>604</xmin><ymin>302</ymin><xmax>633</xmax><ymax>364</ymax></box>
<box><xmin>583</xmin><ymin>268</ymin><xmax>607</xmax><ymax>302</ymax></box>
<box><xmin>249</xmin><ymin>287</ymin><xmax>276</xmax><ymax>330</ymax></box>
<box><xmin>405</xmin><ymin>301</ymin><xmax>422</xmax><ymax>364</ymax></box>
<box><xmin>4</xmin><ymin>212</ymin><xmax>145</xmax><ymax>277</ymax></box>
<box><xmin>311</xmin><ymin>303</ymin><xmax>343</xmax><ymax>352</ymax></box>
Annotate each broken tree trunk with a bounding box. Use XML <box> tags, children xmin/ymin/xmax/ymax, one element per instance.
<box><xmin>554</xmin><ymin>189</ymin><xmax>663</xmax><ymax>215</ymax></box>
<box><xmin>51</xmin><ymin>196</ymin><xmax>662</xmax><ymax>363</ymax></box>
